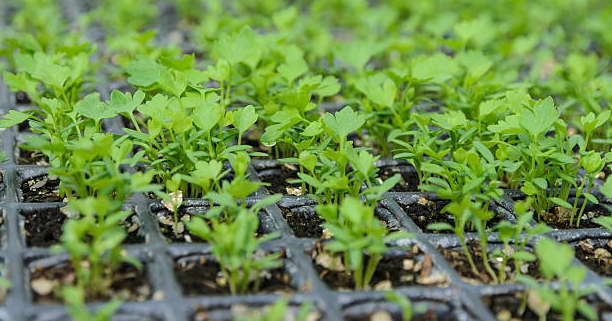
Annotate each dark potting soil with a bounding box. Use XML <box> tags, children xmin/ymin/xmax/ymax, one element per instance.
<box><xmin>22</xmin><ymin>207</ymin><xmax>65</xmax><ymax>247</ymax></box>
<box><xmin>538</xmin><ymin>204</ymin><xmax>610</xmax><ymax>229</ymax></box>
<box><xmin>31</xmin><ymin>262</ymin><xmax>152</xmax><ymax>303</ymax></box>
<box><xmin>345</xmin><ymin>305</ymin><xmax>455</xmax><ymax>321</ymax></box>
<box><xmin>313</xmin><ymin>244</ymin><xmax>448</xmax><ymax>290</ymax></box>
<box><xmin>280</xmin><ymin>206</ymin><xmax>324</xmax><ymax>238</ymax></box>
<box><xmin>17</xmin><ymin>148</ymin><xmax>49</xmax><ymax>165</ymax></box>
<box><xmin>15</xmin><ymin>91</ymin><xmax>31</xmax><ymax>105</ymax></box>
<box><xmin>399</xmin><ymin>199</ymin><xmax>451</xmax><ymax>233</ymax></box>
<box><xmin>20</xmin><ymin>175</ymin><xmax>61</xmax><ymax>202</ymax></box>
<box><xmin>155</xmin><ymin>208</ymin><xmax>205</xmax><ymax>243</ymax></box>
<box><xmin>259</xmin><ymin>165</ymin><xmax>303</xmax><ymax>195</ymax></box>
<box><xmin>174</xmin><ymin>256</ymin><xmax>293</xmax><ymax>296</ymax></box>
<box><xmin>23</xmin><ymin>207</ymin><xmax>144</xmax><ymax>247</ymax></box>
<box><xmin>484</xmin><ymin>292</ymin><xmax>611</xmax><ymax>321</ymax></box>
<box><xmin>379</xmin><ymin>166</ymin><xmax>419</xmax><ymax>192</ymax></box>
<box><xmin>573</xmin><ymin>238</ymin><xmax>612</xmax><ymax>277</ymax></box>
<box><xmin>439</xmin><ymin>242</ymin><xmax>541</xmax><ymax>284</ymax></box>
<box><xmin>400</xmin><ymin>199</ymin><xmax>506</xmax><ymax>234</ymax></box>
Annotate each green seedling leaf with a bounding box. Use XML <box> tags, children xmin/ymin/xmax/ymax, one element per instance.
<box><xmin>75</xmin><ymin>93</ymin><xmax>116</xmax><ymax>121</ymax></box>
<box><xmin>232</xmin><ymin>105</ymin><xmax>258</xmax><ymax>136</ymax></box>
<box><xmin>323</xmin><ymin>106</ymin><xmax>366</xmax><ymax>143</ymax></box>
<box><xmin>519</xmin><ymin>97</ymin><xmax>559</xmax><ymax>137</ymax></box>
<box><xmin>126</xmin><ymin>57</ymin><xmax>161</xmax><ymax>87</ymax></box>
<box><xmin>0</xmin><ymin>110</ymin><xmax>30</xmax><ymax>128</ymax></box>
<box><xmin>412</xmin><ymin>53</ymin><xmax>459</xmax><ymax>82</ymax></box>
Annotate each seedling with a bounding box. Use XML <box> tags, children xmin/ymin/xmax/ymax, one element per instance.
<box><xmin>492</xmin><ymin>198</ymin><xmax>551</xmax><ymax>282</ymax></box>
<box><xmin>187</xmin><ymin>212</ymin><xmax>282</xmax><ymax>294</ymax></box>
<box><xmin>61</xmin><ymin>286</ymin><xmax>120</xmax><ymax>321</ymax></box>
<box><xmin>317</xmin><ymin>197</ymin><xmax>410</xmax><ymax>289</ymax></box>
<box><xmin>234</xmin><ymin>298</ymin><xmax>314</xmax><ymax>321</ymax></box>
<box><xmin>53</xmin><ymin>197</ymin><xmax>142</xmax><ymax>299</ymax></box>
<box><xmin>518</xmin><ymin>238</ymin><xmax>600</xmax><ymax>321</ymax></box>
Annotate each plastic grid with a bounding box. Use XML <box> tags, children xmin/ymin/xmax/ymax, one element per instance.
<box><xmin>0</xmin><ymin>1</ymin><xmax>610</xmax><ymax>320</ymax></box>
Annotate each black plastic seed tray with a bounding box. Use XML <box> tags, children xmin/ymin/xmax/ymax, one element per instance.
<box><xmin>1</xmin><ymin>1</ymin><xmax>611</xmax><ymax>321</ymax></box>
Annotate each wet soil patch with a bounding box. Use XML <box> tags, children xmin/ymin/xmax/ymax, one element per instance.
<box><xmin>22</xmin><ymin>207</ymin><xmax>144</xmax><ymax>247</ymax></box>
<box><xmin>440</xmin><ymin>242</ymin><xmax>541</xmax><ymax>284</ymax></box>
<box><xmin>538</xmin><ymin>204</ymin><xmax>610</xmax><ymax>229</ymax></box>
<box><xmin>17</xmin><ymin>148</ymin><xmax>49</xmax><ymax>165</ymax></box>
<box><xmin>20</xmin><ymin>175</ymin><xmax>61</xmax><ymax>202</ymax></box>
<box><xmin>31</xmin><ymin>262</ymin><xmax>151</xmax><ymax>304</ymax></box>
<box><xmin>280</xmin><ymin>206</ymin><xmax>324</xmax><ymax>238</ymax></box>
<box><xmin>174</xmin><ymin>255</ymin><xmax>293</xmax><ymax>296</ymax></box>
<box><xmin>313</xmin><ymin>244</ymin><xmax>448</xmax><ymax>291</ymax></box>
<box><xmin>573</xmin><ymin>238</ymin><xmax>612</xmax><ymax>277</ymax></box>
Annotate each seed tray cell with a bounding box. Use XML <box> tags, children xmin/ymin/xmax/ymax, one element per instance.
<box><xmin>1</xmin><ymin>1</ymin><xmax>612</xmax><ymax>320</ymax></box>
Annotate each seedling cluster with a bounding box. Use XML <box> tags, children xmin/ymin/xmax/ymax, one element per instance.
<box><xmin>0</xmin><ymin>0</ymin><xmax>610</xmax><ymax>321</ymax></box>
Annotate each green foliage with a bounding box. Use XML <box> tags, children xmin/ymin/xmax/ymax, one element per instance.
<box><xmin>233</xmin><ymin>298</ymin><xmax>314</xmax><ymax>321</ymax></box>
<box><xmin>317</xmin><ymin>197</ymin><xmax>410</xmax><ymax>289</ymax></box>
<box><xmin>61</xmin><ymin>286</ymin><xmax>120</xmax><ymax>321</ymax></box>
<box><xmin>187</xmin><ymin>212</ymin><xmax>281</xmax><ymax>294</ymax></box>
<box><xmin>54</xmin><ymin>197</ymin><xmax>141</xmax><ymax>299</ymax></box>
<box><xmin>518</xmin><ymin>239</ymin><xmax>600</xmax><ymax>321</ymax></box>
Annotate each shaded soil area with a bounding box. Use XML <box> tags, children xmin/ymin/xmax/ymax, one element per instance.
<box><xmin>17</xmin><ymin>148</ymin><xmax>49</xmax><ymax>165</ymax></box>
<box><xmin>313</xmin><ymin>244</ymin><xmax>448</xmax><ymax>290</ymax></box>
<box><xmin>440</xmin><ymin>242</ymin><xmax>541</xmax><ymax>284</ymax></box>
<box><xmin>538</xmin><ymin>204</ymin><xmax>610</xmax><ymax>229</ymax></box>
<box><xmin>174</xmin><ymin>255</ymin><xmax>293</xmax><ymax>296</ymax></box>
<box><xmin>22</xmin><ymin>207</ymin><xmax>144</xmax><ymax>247</ymax></box>
<box><xmin>400</xmin><ymin>198</ymin><xmax>451</xmax><ymax>233</ymax></box>
<box><xmin>280</xmin><ymin>206</ymin><xmax>324</xmax><ymax>238</ymax></box>
<box><xmin>31</xmin><ymin>262</ymin><xmax>151</xmax><ymax>303</ymax></box>
<box><xmin>379</xmin><ymin>166</ymin><xmax>419</xmax><ymax>192</ymax></box>
<box><xmin>573</xmin><ymin>238</ymin><xmax>612</xmax><ymax>277</ymax></box>
<box><xmin>20</xmin><ymin>175</ymin><xmax>61</xmax><ymax>202</ymax></box>
<box><xmin>258</xmin><ymin>165</ymin><xmax>303</xmax><ymax>195</ymax></box>
<box><xmin>400</xmin><ymin>199</ymin><xmax>505</xmax><ymax>233</ymax></box>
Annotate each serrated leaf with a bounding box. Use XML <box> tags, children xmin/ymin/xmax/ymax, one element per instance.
<box><xmin>232</xmin><ymin>105</ymin><xmax>258</xmax><ymax>135</ymax></box>
<box><xmin>323</xmin><ymin>107</ymin><xmax>366</xmax><ymax>142</ymax></box>
<box><xmin>412</xmin><ymin>53</ymin><xmax>459</xmax><ymax>82</ymax></box>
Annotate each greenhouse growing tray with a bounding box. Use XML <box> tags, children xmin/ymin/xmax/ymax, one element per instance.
<box><xmin>0</xmin><ymin>1</ymin><xmax>611</xmax><ymax>321</ymax></box>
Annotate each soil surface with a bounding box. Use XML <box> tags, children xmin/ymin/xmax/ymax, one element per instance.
<box><xmin>15</xmin><ymin>91</ymin><xmax>31</xmax><ymax>105</ymax></box>
<box><xmin>258</xmin><ymin>165</ymin><xmax>303</xmax><ymax>195</ymax></box>
<box><xmin>400</xmin><ymin>199</ymin><xmax>506</xmax><ymax>233</ymax></box>
<box><xmin>346</xmin><ymin>307</ymin><xmax>455</xmax><ymax>321</ymax></box>
<box><xmin>485</xmin><ymin>292</ymin><xmax>611</xmax><ymax>321</ymax></box>
<box><xmin>539</xmin><ymin>204</ymin><xmax>610</xmax><ymax>229</ymax></box>
<box><xmin>573</xmin><ymin>238</ymin><xmax>612</xmax><ymax>277</ymax></box>
<box><xmin>280</xmin><ymin>206</ymin><xmax>324</xmax><ymax>238</ymax></box>
<box><xmin>17</xmin><ymin>148</ymin><xmax>49</xmax><ymax>165</ymax></box>
<box><xmin>31</xmin><ymin>262</ymin><xmax>151</xmax><ymax>303</ymax></box>
<box><xmin>313</xmin><ymin>244</ymin><xmax>448</xmax><ymax>290</ymax></box>
<box><xmin>440</xmin><ymin>242</ymin><xmax>541</xmax><ymax>284</ymax></box>
<box><xmin>20</xmin><ymin>175</ymin><xmax>61</xmax><ymax>202</ymax></box>
<box><xmin>174</xmin><ymin>255</ymin><xmax>293</xmax><ymax>296</ymax></box>
<box><xmin>399</xmin><ymin>198</ymin><xmax>450</xmax><ymax>233</ymax></box>
<box><xmin>379</xmin><ymin>166</ymin><xmax>419</xmax><ymax>192</ymax></box>
<box><xmin>23</xmin><ymin>207</ymin><xmax>144</xmax><ymax>247</ymax></box>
